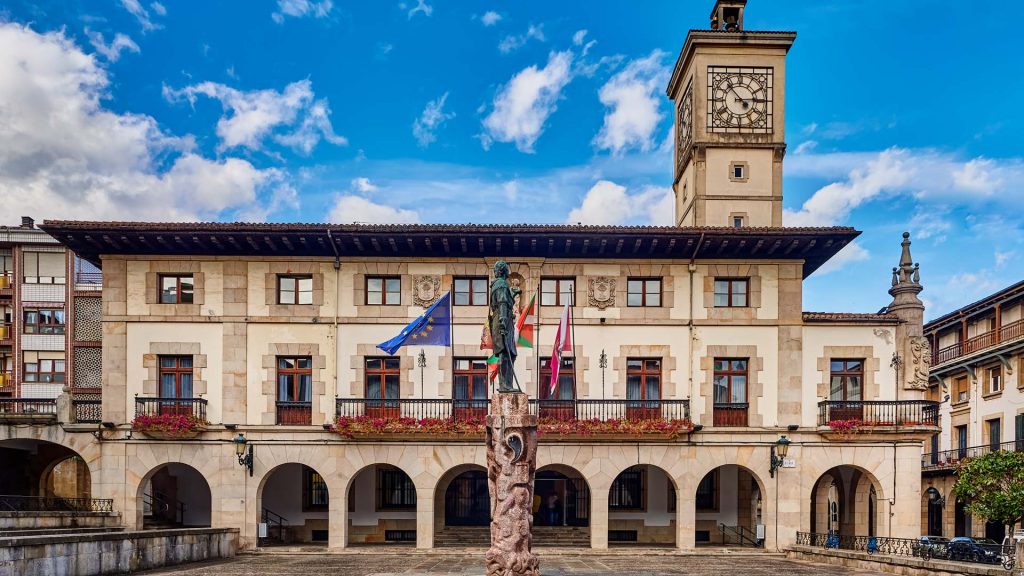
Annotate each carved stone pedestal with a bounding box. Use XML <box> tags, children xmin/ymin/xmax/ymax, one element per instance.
<box><xmin>485</xmin><ymin>393</ymin><xmax>539</xmax><ymax>576</ymax></box>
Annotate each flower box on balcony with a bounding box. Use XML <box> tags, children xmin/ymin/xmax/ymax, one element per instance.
<box><xmin>132</xmin><ymin>413</ymin><xmax>206</xmax><ymax>439</ymax></box>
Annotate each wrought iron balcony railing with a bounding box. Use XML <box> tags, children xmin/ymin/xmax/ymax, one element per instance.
<box><xmin>0</xmin><ymin>398</ymin><xmax>57</xmax><ymax>418</ymax></box>
<box><xmin>335</xmin><ymin>397</ymin><xmax>689</xmax><ymax>422</ymax></box>
<box><xmin>933</xmin><ymin>318</ymin><xmax>1024</xmax><ymax>365</ymax></box>
<box><xmin>817</xmin><ymin>400</ymin><xmax>940</xmax><ymax>427</ymax></box>
<box><xmin>922</xmin><ymin>439</ymin><xmax>1024</xmax><ymax>471</ymax></box>
<box><xmin>72</xmin><ymin>397</ymin><xmax>102</xmax><ymax>423</ymax></box>
<box><xmin>134</xmin><ymin>397</ymin><xmax>207</xmax><ymax>421</ymax></box>
<box><xmin>0</xmin><ymin>495</ymin><xmax>114</xmax><ymax>513</ymax></box>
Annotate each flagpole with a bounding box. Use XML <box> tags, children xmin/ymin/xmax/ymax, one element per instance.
<box><xmin>535</xmin><ymin>290</ymin><xmax>541</xmax><ymax>401</ymax></box>
<box><xmin>449</xmin><ymin>291</ymin><xmax>454</xmax><ymax>402</ymax></box>
<box><xmin>570</xmin><ymin>282</ymin><xmax>578</xmax><ymax>402</ymax></box>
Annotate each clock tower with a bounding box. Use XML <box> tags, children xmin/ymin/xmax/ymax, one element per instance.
<box><xmin>666</xmin><ymin>0</ymin><xmax>795</xmax><ymax>227</ymax></box>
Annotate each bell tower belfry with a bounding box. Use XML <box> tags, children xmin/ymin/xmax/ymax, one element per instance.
<box><xmin>666</xmin><ymin>0</ymin><xmax>796</xmax><ymax>228</ymax></box>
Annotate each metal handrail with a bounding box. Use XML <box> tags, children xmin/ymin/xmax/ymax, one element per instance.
<box><xmin>334</xmin><ymin>397</ymin><xmax>690</xmax><ymax>422</ymax></box>
<box><xmin>0</xmin><ymin>495</ymin><xmax>113</xmax><ymax>512</ymax></box>
<box><xmin>796</xmin><ymin>531</ymin><xmax>1013</xmax><ymax>561</ymax></box>
<box><xmin>0</xmin><ymin>398</ymin><xmax>57</xmax><ymax>415</ymax></box>
<box><xmin>134</xmin><ymin>397</ymin><xmax>207</xmax><ymax>421</ymax></box>
<box><xmin>817</xmin><ymin>400</ymin><xmax>940</xmax><ymax>427</ymax></box>
<box><xmin>933</xmin><ymin>318</ymin><xmax>1024</xmax><ymax>365</ymax></box>
<box><xmin>922</xmin><ymin>439</ymin><xmax>1024</xmax><ymax>470</ymax></box>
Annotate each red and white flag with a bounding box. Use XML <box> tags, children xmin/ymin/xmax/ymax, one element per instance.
<box><xmin>548</xmin><ymin>301</ymin><xmax>572</xmax><ymax>397</ymax></box>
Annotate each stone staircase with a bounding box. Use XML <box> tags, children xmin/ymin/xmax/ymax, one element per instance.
<box><xmin>0</xmin><ymin>526</ymin><xmax>125</xmax><ymax>538</ymax></box>
<box><xmin>435</xmin><ymin>526</ymin><xmax>590</xmax><ymax>548</ymax></box>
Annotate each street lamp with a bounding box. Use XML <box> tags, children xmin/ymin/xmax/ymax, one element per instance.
<box><xmin>769</xmin><ymin>435</ymin><xmax>791</xmax><ymax>478</ymax></box>
<box><xmin>417</xmin><ymin>349</ymin><xmax>427</xmax><ymax>398</ymax></box>
<box><xmin>233</xmin><ymin>433</ymin><xmax>253</xmax><ymax>477</ymax></box>
<box><xmin>598</xmin><ymin>349</ymin><xmax>608</xmax><ymax>400</ymax></box>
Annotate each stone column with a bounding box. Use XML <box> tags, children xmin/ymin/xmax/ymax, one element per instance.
<box><xmin>329</xmin><ymin>491</ymin><xmax>347</xmax><ymax>550</ymax></box>
<box><xmin>590</xmin><ymin>492</ymin><xmax>609</xmax><ymax>549</ymax></box>
<box><xmin>678</xmin><ymin>489</ymin><xmax>696</xmax><ymax>550</ymax></box>
<box><xmin>416</xmin><ymin>486</ymin><xmax>435</xmax><ymax>549</ymax></box>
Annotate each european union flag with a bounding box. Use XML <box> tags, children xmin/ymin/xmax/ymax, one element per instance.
<box><xmin>377</xmin><ymin>292</ymin><xmax>452</xmax><ymax>355</ymax></box>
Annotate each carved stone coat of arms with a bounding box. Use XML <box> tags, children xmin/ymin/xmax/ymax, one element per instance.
<box><xmin>413</xmin><ymin>275</ymin><xmax>441</xmax><ymax>307</ymax></box>
<box><xmin>588</xmin><ymin>277</ymin><xmax>616</xmax><ymax>310</ymax></box>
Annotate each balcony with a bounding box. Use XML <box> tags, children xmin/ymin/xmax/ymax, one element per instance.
<box><xmin>72</xmin><ymin>397</ymin><xmax>102</xmax><ymax>424</ymax></box>
<box><xmin>74</xmin><ymin>271</ymin><xmax>102</xmax><ymax>291</ymax></box>
<box><xmin>0</xmin><ymin>322</ymin><xmax>10</xmax><ymax>342</ymax></box>
<box><xmin>0</xmin><ymin>398</ymin><xmax>57</xmax><ymax>423</ymax></box>
<box><xmin>0</xmin><ymin>272</ymin><xmax>11</xmax><ymax>294</ymax></box>
<box><xmin>335</xmin><ymin>397</ymin><xmax>690</xmax><ymax>422</ymax></box>
<box><xmin>0</xmin><ymin>369</ymin><xmax>11</xmax><ymax>389</ymax></box>
<box><xmin>134</xmin><ymin>397</ymin><xmax>207</xmax><ymax>421</ymax></box>
<box><xmin>712</xmin><ymin>402</ymin><xmax>749</xmax><ymax>427</ymax></box>
<box><xmin>276</xmin><ymin>401</ymin><xmax>312</xmax><ymax>425</ymax></box>
<box><xmin>817</xmin><ymin>400</ymin><xmax>940</xmax><ymax>428</ymax></box>
<box><xmin>922</xmin><ymin>439</ymin><xmax>1024</xmax><ymax>473</ymax></box>
<box><xmin>933</xmin><ymin>318</ymin><xmax>1024</xmax><ymax>366</ymax></box>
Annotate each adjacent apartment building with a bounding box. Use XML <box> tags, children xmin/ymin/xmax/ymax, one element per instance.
<box><xmin>2</xmin><ymin>1</ymin><xmax>938</xmax><ymax>551</ymax></box>
<box><xmin>921</xmin><ymin>280</ymin><xmax>1024</xmax><ymax>542</ymax></box>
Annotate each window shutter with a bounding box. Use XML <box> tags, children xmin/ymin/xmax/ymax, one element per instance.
<box><xmin>39</xmin><ymin>252</ymin><xmax>65</xmax><ymax>277</ymax></box>
<box><xmin>1016</xmin><ymin>414</ymin><xmax>1024</xmax><ymax>442</ymax></box>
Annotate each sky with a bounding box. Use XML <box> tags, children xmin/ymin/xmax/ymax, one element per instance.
<box><xmin>0</xmin><ymin>0</ymin><xmax>1021</xmax><ymax>319</ymax></box>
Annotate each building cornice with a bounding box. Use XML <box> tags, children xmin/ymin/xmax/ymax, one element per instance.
<box><xmin>666</xmin><ymin>29</ymin><xmax>797</xmax><ymax>99</ymax></box>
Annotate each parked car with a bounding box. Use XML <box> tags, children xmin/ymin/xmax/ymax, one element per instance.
<box><xmin>916</xmin><ymin>536</ymin><xmax>950</xmax><ymax>559</ymax></box>
<box><xmin>946</xmin><ymin>536</ymin><xmax>1000</xmax><ymax>564</ymax></box>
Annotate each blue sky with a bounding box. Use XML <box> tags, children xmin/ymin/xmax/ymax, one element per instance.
<box><xmin>0</xmin><ymin>1</ymin><xmax>1021</xmax><ymax>318</ymax></box>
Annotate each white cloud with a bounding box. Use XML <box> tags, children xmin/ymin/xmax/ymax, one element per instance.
<box><xmin>784</xmin><ymin>148</ymin><xmax>911</xmax><ymax>226</ymax></box>
<box><xmin>995</xmin><ymin>250</ymin><xmax>1015</xmax><ymax>268</ymax></box>
<box><xmin>407</xmin><ymin>0</ymin><xmax>433</xmax><ymax>19</ymax></box>
<box><xmin>0</xmin><ymin>23</ymin><xmax>283</xmax><ymax>221</ymax></box>
<box><xmin>163</xmin><ymin>79</ymin><xmax>346</xmax><ymax>153</ymax></box>
<box><xmin>498</xmin><ymin>24</ymin><xmax>545</xmax><ymax>54</ymax></box>
<box><xmin>149</xmin><ymin>2</ymin><xmax>167</xmax><ymax>16</ymax></box>
<box><xmin>909</xmin><ymin>207</ymin><xmax>952</xmax><ymax>242</ymax></box>
<box><xmin>814</xmin><ymin>242</ymin><xmax>870</xmax><ymax>275</ymax></box>
<box><xmin>412</xmin><ymin>92</ymin><xmax>456</xmax><ymax>147</ymax></box>
<box><xmin>85</xmin><ymin>29</ymin><xmax>140</xmax><ymax>62</ymax></box>
<box><xmin>272</xmin><ymin>0</ymin><xmax>333</xmax><ymax>24</ymax></box>
<box><xmin>572</xmin><ymin>30</ymin><xmax>587</xmax><ymax>46</ymax></box>
<box><xmin>480</xmin><ymin>50</ymin><xmax>573</xmax><ymax>153</ymax></box>
<box><xmin>328</xmin><ymin>196</ymin><xmax>420</xmax><ymax>224</ymax></box>
<box><xmin>952</xmin><ymin>158</ymin><xmax>1001</xmax><ymax>193</ymax></box>
<box><xmin>375</xmin><ymin>42</ymin><xmax>394</xmax><ymax>60</ymax></box>
<box><xmin>793</xmin><ymin>140</ymin><xmax>817</xmax><ymax>155</ymax></box>
<box><xmin>119</xmin><ymin>0</ymin><xmax>162</xmax><ymax>32</ymax></box>
<box><xmin>593</xmin><ymin>50</ymin><xmax>669</xmax><ymax>155</ymax></box>
<box><xmin>503</xmin><ymin>180</ymin><xmax>519</xmax><ymax>202</ymax></box>
<box><xmin>481</xmin><ymin>11</ymin><xmax>502</xmax><ymax>26</ymax></box>
<box><xmin>565</xmin><ymin>180</ymin><xmax>673</xmax><ymax>226</ymax></box>
<box><xmin>351</xmin><ymin>177</ymin><xmax>378</xmax><ymax>193</ymax></box>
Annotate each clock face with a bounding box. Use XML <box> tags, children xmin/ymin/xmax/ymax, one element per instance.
<box><xmin>675</xmin><ymin>81</ymin><xmax>693</xmax><ymax>175</ymax></box>
<box><xmin>707</xmin><ymin>66</ymin><xmax>773</xmax><ymax>133</ymax></box>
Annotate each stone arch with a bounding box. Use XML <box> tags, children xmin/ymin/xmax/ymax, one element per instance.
<box><xmin>606</xmin><ymin>463</ymin><xmax>678</xmax><ymax>546</ymax></box>
<box><xmin>344</xmin><ymin>462</ymin><xmax>418</xmax><ymax>546</ymax></box>
<box><xmin>923</xmin><ymin>486</ymin><xmax>943</xmax><ymax>537</ymax></box>
<box><xmin>135</xmin><ymin>462</ymin><xmax>211</xmax><ymax>528</ymax></box>
<box><xmin>693</xmin><ymin>463</ymin><xmax>767</xmax><ymax>547</ymax></box>
<box><xmin>434</xmin><ymin>463</ymin><xmax>488</xmax><ymax>531</ymax></box>
<box><xmin>257</xmin><ymin>462</ymin><xmax>331</xmax><ymax>545</ymax></box>
<box><xmin>124</xmin><ymin>443</ymin><xmax>222</xmax><ymax>531</ymax></box>
<box><xmin>0</xmin><ymin>438</ymin><xmax>94</xmax><ymax>499</ymax></box>
<box><xmin>808</xmin><ymin>465</ymin><xmax>886</xmax><ymax>538</ymax></box>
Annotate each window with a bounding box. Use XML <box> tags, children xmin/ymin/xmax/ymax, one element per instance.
<box><xmin>829</xmin><ymin>360</ymin><xmax>863</xmax><ymax>401</ymax></box>
<box><xmin>159</xmin><ymin>274</ymin><xmax>194</xmax><ymax>304</ymax></box>
<box><xmin>277</xmin><ymin>275</ymin><xmax>313</xmax><ymax>305</ymax></box>
<box><xmin>987</xmin><ymin>366</ymin><xmax>1002</xmax><ymax>394</ymax></box>
<box><xmin>627</xmin><ymin>278</ymin><xmax>662</xmax><ymax>307</ymax></box>
<box><xmin>453</xmin><ymin>277</ymin><xmax>487</xmax><ymax>306</ymax></box>
<box><xmin>954</xmin><ymin>376</ymin><xmax>969</xmax><ymax>403</ymax></box>
<box><xmin>956</xmin><ymin>424</ymin><xmax>968</xmax><ymax>457</ymax></box>
<box><xmin>732</xmin><ymin>216</ymin><xmax>744</xmax><ymax>228</ymax></box>
<box><xmin>714</xmin><ymin>359</ymin><xmax>748</xmax><ymax>426</ymax></box>
<box><xmin>609</xmin><ymin>466</ymin><xmax>645</xmax><ymax>511</ymax></box>
<box><xmin>539</xmin><ymin>357</ymin><xmax>575</xmax><ymax>400</ymax></box>
<box><xmin>365</xmin><ymin>357</ymin><xmax>400</xmax><ymax>400</ymax></box>
<box><xmin>23</xmin><ymin>359</ymin><xmax>65</xmax><ymax>383</ymax></box>
<box><xmin>988</xmin><ymin>418</ymin><xmax>1001</xmax><ymax>450</ymax></box>
<box><xmin>1016</xmin><ymin>414</ymin><xmax>1024</xmax><ymax>450</ymax></box>
<box><xmin>732</xmin><ymin>164</ymin><xmax>745</xmax><ymax>179</ymax></box>
<box><xmin>159</xmin><ymin>356</ymin><xmax>193</xmax><ymax>398</ymax></box>
<box><xmin>377</xmin><ymin>466</ymin><xmax>416</xmax><ymax>510</ymax></box>
<box><xmin>540</xmin><ymin>278</ymin><xmax>575</xmax><ymax>306</ymax></box>
<box><xmin>22</xmin><ymin>251</ymin><xmax>65</xmax><ymax>284</ymax></box>
<box><xmin>713</xmin><ymin>278</ymin><xmax>748</xmax><ymax>307</ymax></box>
<box><xmin>366</xmin><ymin>276</ymin><xmax>400</xmax><ymax>306</ymax></box>
<box><xmin>453</xmin><ymin>358</ymin><xmax>488</xmax><ymax>401</ymax></box>
<box><xmin>304</xmin><ymin>466</ymin><xmax>328</xmax><ymax>510</ymax></box>
<box><xmin>696</xmin><ymin>470</ymin><xmax>718</xmax><ymax>511</ymax></box>
<box><xmin>626</xmin><ymin>358</ymin><xmax>661</xmax><ymax>401</ymax></box>
<box><xmin>23</xmin><ymin>309</ymin><xmax>65</xmax><ymax>334</ymax></box>
<box><xmin>277</xmin><ymin>357</ymin><xmax>312</xmax><ymax>425</ymax></box>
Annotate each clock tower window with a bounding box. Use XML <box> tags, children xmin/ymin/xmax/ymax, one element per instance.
<box><xmin>729</xmin><ymin>162</ymin><xmax>748</xmax><ymax>182</ymax></box>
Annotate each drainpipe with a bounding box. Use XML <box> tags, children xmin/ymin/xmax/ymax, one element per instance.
<box><xmin>688</xmin><ymin>233</ymin><xmax>704</xmax><ymax>413</ymax></box>
<box><xmin>327</xmin><ymin>230</ymin><xmax>341</xmax><ymax>410</ymax></box>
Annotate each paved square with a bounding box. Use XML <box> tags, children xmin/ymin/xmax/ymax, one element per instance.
<box><xmin>138</xmin><ymin>552</ymin><xmax>891</xmax><ymax>575</ymax></box>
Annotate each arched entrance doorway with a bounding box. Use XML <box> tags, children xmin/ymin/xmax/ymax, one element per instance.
<box><xmin>694</xmin><ymin>464</ymin><xmax>764</xmax><ymax>547</ymax></box>
<box><xmin>346</xmin><ymin>464</ymin><xmax>416</xmax><ymax>545</ymax></box>
<box><xmin>258</xmin><ymin>463</ymin><xmax>329</xmax><ymax>545</ymax></box>
<box><xmin>924</xmin><ymin>487</ymin><xmax>943</xmax><ymax>536</ymax></box>
<box><xmin>810</xmin><ymin>466</ymin><xmax>882</xmax><ymax>537</ymax></box>
<box><xmin>0</xmin><ymin>439</ymin><xmax>92</xmax><ymax>501</ymax></box>
<box><xmin>955</xmin><ymin>497</ymin><xmax>971</xmax><ymax>536</ymax></box>
<box><xmin>535</xmin><ymin>465</ymin><xmax>589</xmax><ymax>547</ymax></box>
<box><xmin>608</xmin><ymin>465</ymin><xmax>676</xmax><ymax>546</ymax></box>
<box><xmin>444</xmin><ymin>469</ymin><xmax>489</xmax><ymax>527</ymax></box>
<box><xmin>138</xmin><ymin>463</ymin><xmax>211</xmax><ymax>528</ymax></box>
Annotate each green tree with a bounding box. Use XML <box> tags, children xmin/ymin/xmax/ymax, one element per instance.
<box><xmin>953</xmin><ymin>450</ymin><xmax>1024</xmax><ymax>536</ymax></box>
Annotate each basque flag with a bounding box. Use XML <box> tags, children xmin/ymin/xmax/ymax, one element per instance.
<box><xmin>377</xmin><ymin>292</ymin><xmax>452</xmax><ymax>355</ymax></box>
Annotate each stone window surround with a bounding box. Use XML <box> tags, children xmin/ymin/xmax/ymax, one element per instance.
<box><xmin>142</xmin><ymin>342</ymin><xmax>208</xmax><ymax>397</ymax></box>
<box><xmin>982</xmin><ymin>412</ymin><xmax>1003</xmax><ymax>443</ymax></box>
<box><xmin>261</xmin><ymin>343</ymin><xmax>327</xmax><ymax>425</ymax></box>
<box><xmin>437</xmin><ymin>344</ymin><xmax>492</xmax><ymax>399</ymax></box>
<box><xmin>263</xmin><ymin>262</ymin><xmax>325</xmax><ymax>316</ymax></box>
<box><xmin>729</xmin><ymin>212</ymin><xmax>749</xmax><ymax>228</ymax></box>
<box><xmin>612</xmin><ymin>345</ymin><xmax>677</xmax><ymax>400</ymax></box>
<box><xmin>728</xmin><ymin>161</ymin><xmax>749</xmax><ymax>182</ymax></box>
<box><xmin>702</xmin><ymin>264</ymin><xmax>763</xmax><ymax>321</ymax></box>
<box><xmin>700</xmin><ymin>345</ymin><xmax>764</xmax><ymax>427</ymax></box>
<box><xmin>981</xmin><ymin>363</ymin><xmax>1003</xmax><ymax>398</ymax></box>
<box><xmin>815</xmin><ymin>346</ymin><xmax>881</xmax><ymax>402</ymax></box>
<box><xmin>348</xmin><ymin>344</ymin><xmax>413</xmax><ymax>398</ymax></box>
<box><xmin>143</xmin><ymin>261</ymin><xmax>205</xmax><ymax>316</ymax></box>
<box><xmin>352</xmin><ymin>263</ymin><xmax>409</xmax><ymax>318</ymax></box>
<box><xmin>531</xmin><ymin>345</ymin><xmax>592</xmax><ymax>399</ymax></box>
<box><xmin>618</xmin><ymin>265</ymin><xmax>676</xmax><ymax>320</ymax></box>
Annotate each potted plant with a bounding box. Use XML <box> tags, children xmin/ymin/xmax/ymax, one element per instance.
<box><xmin>132</xmin><ymin>413</ymin><xmax>206</xmax><ymax>439</ymax></box>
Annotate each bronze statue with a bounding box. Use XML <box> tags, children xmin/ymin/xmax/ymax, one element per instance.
<box><xmin>489</xmin><ymin>260</ymin><xmax>521</xmax><ymax>393</ymax></box>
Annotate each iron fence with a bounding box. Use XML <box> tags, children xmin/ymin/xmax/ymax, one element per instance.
<box><xmin>0</xmin><ymin>398</ymin><xmax>57</xmax><ymax>415</ymax></box>
<box><xmin>73</xmin><ymin>397</ymin><xmax>102</xmax><ymax>423</ymax></box>
<box><xmin>0</xmin><ymin>494</ymin><xmax>113</xmax><ymax>512</ymax></box>
<box><xmin>817</xmin><ymin>400</ymin><xmax>939</xmax><ymax>427</ymax></box>
<box><xmin>134</xmin><ymin>397</ymin><xmax>207</xmax><ymax>421</ymax></box>
<box><xmin>922</xmin><ymin>439</ymin><xmax>1024</xmax><ymax>471</ymax></box>
<box><xmin>335</xmin><ymin>397</ymin><xmax>690</xmax><ymax>422</ymax></box>
<box><xmin>795</xmin><ymin>531</ymin><xmax>1012</xmax><ymax>564</ymax></box>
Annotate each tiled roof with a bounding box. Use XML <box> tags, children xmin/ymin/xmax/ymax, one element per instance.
<box><xmin>803</xmin><ymin>312</ymin><xmax>900</xmax><ymax>324</ymax></box>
